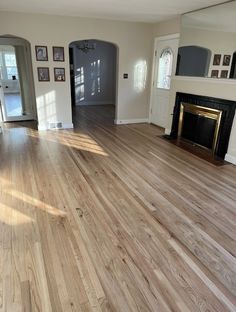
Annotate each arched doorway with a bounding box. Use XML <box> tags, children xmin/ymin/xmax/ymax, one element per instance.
<box><xmin>69</xmin><ymin>39</ymin><xmax>118</xmax><ymax>126</ymax></box>
<box><xmin>0</xmin><ymin>35</ymin><xmax>37</xmax><ymax>122</ymax></box>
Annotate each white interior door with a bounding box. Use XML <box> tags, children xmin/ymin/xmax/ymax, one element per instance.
<box><xmin>150</xmin><ymin>36</ymin><xmax>179</xmax><ymax>128</ymax></box>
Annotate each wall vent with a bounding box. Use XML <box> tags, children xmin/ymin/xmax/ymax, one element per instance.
<box><xmin>48</xmin><ymin>122</ymin><xmax>63</xmax><ymax>129</ymax></box>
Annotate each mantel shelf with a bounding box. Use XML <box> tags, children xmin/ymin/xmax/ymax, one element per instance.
<box><xmin>172</xmin><ymin>75</ymin><xmax>236</xmax><ymax>85</ymax></box>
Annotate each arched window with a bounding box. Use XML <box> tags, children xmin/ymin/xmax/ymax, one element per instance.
<box><xmin>157</xmin><ymin>48</ymin><xmax>173</xmax><ymax>89</ymax></box>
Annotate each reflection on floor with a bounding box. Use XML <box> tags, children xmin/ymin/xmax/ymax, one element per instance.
<box><xmin>5</xmin><ymin>93</ymin><xmax>22</xmax><ymax>116</ymax></box>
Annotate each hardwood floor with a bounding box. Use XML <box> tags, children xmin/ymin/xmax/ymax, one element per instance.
<box><xmin>0</xmin><ymin>105</ymin><xmax>236</xmax><ymax>311</ymax></box>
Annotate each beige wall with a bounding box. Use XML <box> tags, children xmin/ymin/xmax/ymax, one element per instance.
<box><xmin>153</xmin><ymin>17</ymin><xmax>236</xmax><ymax>164</ymax></box>
<box><xmin>153</xmin><ymin>17</ymin><xmax>181</xmax><ymax>37</ymax></box>
<box><xmin>0</xmin><ymin>11</ymin><xmax>153</xmax><ymax>129</ymax></box>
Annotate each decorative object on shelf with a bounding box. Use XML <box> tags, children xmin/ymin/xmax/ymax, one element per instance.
<box><xmin>77</xmin><ymin>40</ymin><xmax>95</xmax><ymax>53</ymax></box>
<box><xmin>213</xmin><ymin>54</ymin><xmax>221</xmax><ymax>66</ymax></box>
<box><xmin>223</xmin><ymin>54</ymin><xmax>231</xmax><ymax>66</ymax></box>
<box><xmin>53</xmin><ymin>46</ymin><xmax>64</xmax><ymax>61</ymax></box>
<box><xmin>38</xmin><ymin>67</ymin><xmax>50</xmax><ymax>81</ymax></box>
<box><xmin>35</xmin><ymin>46</ymin><xmax>48</xmax><ymax>61</ymax></box>
<box><xmin>211</xmin><ymin>70</ymin><xmax>219</xmax><ymax>78</ymax></box>
<box><xmin>221</xmin><ymin>70</ymin><xmax>228</xmax><ymax>78</ymax></box>
<box><xmin>54</xmin><ymin>68</ymin><xmax>65</xmax><ymax>81</ymax></box>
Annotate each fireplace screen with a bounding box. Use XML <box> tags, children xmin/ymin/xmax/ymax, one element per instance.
<box><xmin>178</xmin><ymin>103</ymin><xmax>222</xmax><ymax>154</ymax></box>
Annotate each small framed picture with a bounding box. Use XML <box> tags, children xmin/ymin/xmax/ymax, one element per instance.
<box><xmin>37</xmin><ymin>67</ymin><xmax>50</xmax><ymax>81</ymax></box>
<box><xmin>211</xmin><ymin>70</ymin><xmax>219</xmax><ymax>78</ymax></box>
<box><xmin>223</xmin><ymin>55</ymin><xmax>231</xmax><ymax>66</ymax></box>
<box><xmin>220</xmin><ymin>70</ymin><xmax>228</xmax><ymax>78</ymax></box>
<box><xmin>35</xmin><ymin>46</ymin><xmax>48</xmax><ymax>61</ymax></box>
<box><xmin>213</xmin><ymin>54</ymin><xmax>221</xmax><ymax>66</ymax></box>
<box><xmin>54</xmin><ymin>67</ymin><xmax>65</xmax><ymax>81</ymax></box>
<box><xmin>53</xmin><ymin>46</ymin><xmax>65</xmax><ymax>62</ymax></box>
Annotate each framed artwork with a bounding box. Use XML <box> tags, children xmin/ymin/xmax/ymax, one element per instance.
<box><xmin>35</xmin><ymin>46</ymin><xmax>48</xmax><ymax>61</ymax></box>
<box><xmin>211</xmin><ymin>70</ymin><xmax>219</xmax><ymax>78</ymax></box>
<box><xmin>54</xmin><ymin>67</ymin><xmax>65</xmax><ymax>81</ymax></box>
<box><xmin>53</xmin><ymin>46</ymin><xmax>65</xmax><ymax>62</ymax></box>
<box><xmin>223</xmin><ymin>54</ymin><xmax>231</xmax><ymax>66</ymax></box>
<box><xmin>220</xmin><ymin>70</ymin><xmax>228</xmax><ymax>78</ymax></box>
<box><xmin>37</xmin><ymin>67</ymin><xmax>50</xmax><ymax>81</ymax></box>
<box><xmin>213</xmin><ymin>54</ymin><xmax>221</xmax><ymax>66</ymax></box>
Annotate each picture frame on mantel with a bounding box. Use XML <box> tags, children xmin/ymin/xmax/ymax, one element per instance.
<box><xmin>213</xmin><ymin>54</ymin><xmax>221</xmax><ymax>66</ymax></box>
<box><xmin>223</xmin><ymin>54</ymin><xmax>231</xmax><ymax>66</ymax></box>
<box><xmin>211</xmin><ymin>70</ymin><xmax>219</xmax><ymax>78</ymax></box>
<box><xmin>221</xmin><ymin>70</ymin><xmax>228</xmax><ymax>78</ymax></box>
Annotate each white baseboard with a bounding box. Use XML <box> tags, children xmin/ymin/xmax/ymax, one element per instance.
<box><xmin>114</xmin><ymin>118</ymin><xmax>149</xmax><ymax>125</ymax></box>
<box><xmin>62</xmin><ymin>123</ymin><xmax>74</xmax><ymax>129</ymax></box>
<box><xmin>225</xmin><ymin>153</ymin><xmax>236</xmax><ymax>165</ymax></box>
<box><xmin>38</xmin><ymin>124</ymin><xmax>47</xmax><ymax>131</ymax></box>
<box><xmin>164</xmin><ymin>128</ymin><xmax>171</xmax><ymax>135</ymax></box>
<box><xmin>38</xmin><ymin>122</ymin><xmax>74</xmax><ymax>131</ymax></box>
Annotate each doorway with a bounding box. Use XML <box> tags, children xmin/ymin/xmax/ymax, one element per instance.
<box><xmin>69</xmin><ymin>39</ymin><xmax>117</xmax><ymax>125</ymax></box>
<box><xmin>150</xmin><ymin>35</ymin><xmax>179</xmax><ymax>129</ymax></box>
<box><xmin>0</xmin><ymin>36</ymin><xmax>36</xmax><ymax>122</ymax></box>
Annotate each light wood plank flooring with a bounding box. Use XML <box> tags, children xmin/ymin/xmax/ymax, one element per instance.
<box><xmin>0</xmin><ymin>105</ymin><xmax>236</xmax><ymax>311</ymax></box>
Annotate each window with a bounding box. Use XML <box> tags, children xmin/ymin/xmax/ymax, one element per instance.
<box><xmin>157</xmin><ymin>48</ymin><xmax>173</xmax><ymax>89</ymax></box>
<box><xmin>5</xmin><ymin>53</ymin><xmax>18</xmax><ymax>79</ymax></box>
<box><xmin>0</xmin><ymin>51</ymin><xmax>18</xmax><ymax>80</ymax></box>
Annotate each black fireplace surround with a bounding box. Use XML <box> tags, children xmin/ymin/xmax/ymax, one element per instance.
<box><xmin>169</xmin><ymin>93</ymin><xmax>236</xmax><ymax>158</ymax></box>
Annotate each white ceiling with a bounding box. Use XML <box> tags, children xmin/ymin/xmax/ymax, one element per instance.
<box><xmin>0</xmin><ymin>0</ymin><xmax>227</xmax><ymax>23</ymax></box>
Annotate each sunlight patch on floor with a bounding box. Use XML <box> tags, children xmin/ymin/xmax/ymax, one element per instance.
<box><xmin>5</xmin><ymin>189</ymin><xmax>67</xmax><ymax>217</ymax></box>
<box><xmin>0</xmin><ymin>203</ymin><xmax>33</xmax><ymax>225</ymax></box>
<box><xmin>26</xmin><ymin>129</ymin><xmax>109</xmax><ymax>156</ymax></box>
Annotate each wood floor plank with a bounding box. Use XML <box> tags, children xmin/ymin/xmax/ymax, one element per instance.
<box><xmin>0</xmin><ymin>105</ymin><xmax>235</xmax><ymax>311</ymax></box>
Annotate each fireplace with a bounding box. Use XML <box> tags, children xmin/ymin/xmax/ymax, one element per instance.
<box><xmin>168</xmin><ymin>93</ymin><xmax>236</xmax><ymax>159</ymax></box>
<box><xmin>178</xmin><ymin>103</ymin><xmax>222</xmax><ymax>154</ymax></box>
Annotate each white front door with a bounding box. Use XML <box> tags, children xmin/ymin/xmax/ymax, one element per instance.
<box><xmin>150</xmin><ymin>35</ymin><xmax>179</xmax><ymax>128</ymax></box>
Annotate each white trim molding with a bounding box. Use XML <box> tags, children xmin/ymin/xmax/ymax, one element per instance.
<box><xmin>38</xmin><ymin>122</ymin><xmax>74</xmax><ymax>131</ymax></box>
<box><xmin>225</xmin><ymin>153</ymin><xmax>236</xmax><ymax>165</ymax></box>
<box><xmin>164</xmin><ymin>128</ymin><xmax>171</xmax><ymax>135</ymax></box>
<box><xmin>63</xmin><ymin>123</ymin><xmax>74</xmax><ymax>129</ymax></box>
<box><xmin>114</xmin><ymin>118</ymin><xmax>149</xmax><ymax>125</ymax></box>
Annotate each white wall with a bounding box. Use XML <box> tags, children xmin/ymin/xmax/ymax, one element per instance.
<box><xmin>153</xmin><ymin>18</ymin><xmax>236</xmax><ymax>164</ymax></box>
<box><xmin>72</xmin><ymin>40</ymin><xmax>116</xmax><ymax>106</ymax></box>
<box><xmin>0</xmin><ymin>11</ymin><xmax>153</xmax><ymax>129</ymax></box>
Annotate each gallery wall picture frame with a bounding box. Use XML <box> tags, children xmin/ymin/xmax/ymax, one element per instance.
<box><xmin>54</xmin><ymin>67</ymin><xmax>65</xmax><ymax>81</ymax></box>
<box><xmin>37</xmin><ymin>67</ymin><xmax>50</xmax><ymax>81</ymax></box>
<box><xmin>213</xmin><ymin>54</ymin><xmax>221</xmax><ymax>66</ymax></box>
<box><xmin>53</xmin><ymin>46</ymin><xmax>65</xmax><ymax>62</ymax></box>
<box><xmin>223</xmin><ymin>54</ymin><xmax>231</xmax><ymax>66</ymax></box>
<box><xmin>211</xmin><ymin>69</ymin><xmax>219</xmax><ymax>78</ymax></box>
<box><xmin>35</xmin><ymin>46</ymin><xmax>48</xmax><ymax>61</ymax></box>
<box><xmin>221</xmin><ymin>70</ymin><xmax>228</xmax><ymax>78</ymax></box>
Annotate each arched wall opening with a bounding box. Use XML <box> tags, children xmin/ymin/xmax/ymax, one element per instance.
<box><xmin>69</xmin><ymin>39</ymin><xmax>118</xmax><ymax>124</ymax></box>
<box><xmin>0</xmin><ymin>35</ymin><xmax>37</xmax><ymax>123</ymax></box>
